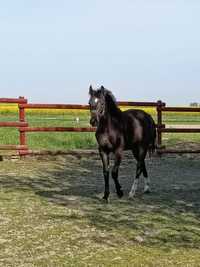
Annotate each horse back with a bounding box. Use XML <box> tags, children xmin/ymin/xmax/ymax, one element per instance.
<box><xmin>122</xmin><ymin>109</ymin><xmax>156</xmax><ymax>149</ymax></box>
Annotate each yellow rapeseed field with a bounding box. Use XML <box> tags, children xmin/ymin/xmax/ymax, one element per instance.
<box><xmin>0</xmin><ymin>103</ymin><xmax>199</xmax><ymax>118</ymax></box>
<box><xmin>0</xmin><ymin>103</ymin><xmax>157</xmax><ymax>115</ymax></box>
<box><xmin>0</xmin><ymin>104</ymin><xmax>88</xmax><ymax>115</ymax></box>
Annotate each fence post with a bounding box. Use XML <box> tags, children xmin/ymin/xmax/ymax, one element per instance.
<box><xmin>19</xmin><ymin>96</ymin><xmax>28</xmax><ymax>155</ymax></box>
<box><xmin>157</xmin><ymin>100</ymin><xmax>164</xmax><ymax>148</ymax></box>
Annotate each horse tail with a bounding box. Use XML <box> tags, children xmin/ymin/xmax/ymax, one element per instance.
<box><xmin>148</xmin><ymin>122</ymin><xmax>157</xmax><ymax>157</ymax></box>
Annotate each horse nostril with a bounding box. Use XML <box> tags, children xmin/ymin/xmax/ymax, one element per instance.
<box><xmin>90</xmin><ymin>117</ymin><xmax>97</xmax><ymax>127</ymax></box>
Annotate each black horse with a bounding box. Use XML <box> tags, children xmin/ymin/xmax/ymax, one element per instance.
<box><xmin>88</xmin><ymin>85</ymin><xmax>156</xmax><ymax>201</ymax></box>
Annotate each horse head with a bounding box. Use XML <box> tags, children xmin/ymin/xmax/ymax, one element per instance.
<box><xmin>88</xmin><ymin>85</ymin><xmax>106</xmax><ymax>126</ymax></box>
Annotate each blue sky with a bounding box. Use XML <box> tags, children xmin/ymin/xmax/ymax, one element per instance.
<box><xmin>0</xmin><ymin>0</ymin><xmax>199</xmax><ymax>105</ymax></box>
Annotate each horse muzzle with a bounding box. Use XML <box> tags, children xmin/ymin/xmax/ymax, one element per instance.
<box><xmin>90</xmin><ymin>116</ymin><xmax>98</xmax><ymax>127</ymax></box>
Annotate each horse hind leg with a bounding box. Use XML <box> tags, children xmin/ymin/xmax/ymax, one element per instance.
<box><xmin>129</xmin><ymin>160</ymin><xmax>143</xmax><ymax>198</ymax></box>
<box><xmin>129</xmin><ymin>147</ymin><xmax>150</xmax><ymax>198</ymax></box>
<box><xmin>142</xmin><ymin>160</ymin><xmax>151</xmax><ymax>194</ymax></box>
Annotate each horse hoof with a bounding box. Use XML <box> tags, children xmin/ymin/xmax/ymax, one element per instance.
<box><xmin>144</xmin><ymin>189</ymin><xmax>151</xmax><ymax>194</ymax></box>
<box><xmin>102</xmin><ymin>196</ymin><xmax>109</xmax><ymax>203</ymax></box>
<box><xmin>117</xmin><ymin>190</ymin><xmax>124</xmax><ymax>198</ymax></box>
<box><xmin>128</xmin><ymin>192</ymin><xmax>135</xmax><ymax>199</ymax></box>
<box><xmin>144</xmin><ymin>187</ymin><xmax>151</xmax><ymax>194</ymax></box>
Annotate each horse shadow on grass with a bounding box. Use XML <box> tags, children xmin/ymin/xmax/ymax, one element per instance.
<box><xmin>0</xmin><ymin>154</ymin><xmax>200</xmax><ymax>249</ymax></box>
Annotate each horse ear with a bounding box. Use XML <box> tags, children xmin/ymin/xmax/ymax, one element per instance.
<box><xmin>100</xmin><ymin>85</ymin><xmax>105</xmax><ymax>94</ymax></box>
<box><xmin>89</xmin><ymin>85</ymin><xmax>93</xmax><ymax>95</ymax></box>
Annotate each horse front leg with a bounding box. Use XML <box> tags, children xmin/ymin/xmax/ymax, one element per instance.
<box><xmin>99</xmin><ymin>148</ymin><xmax>110</xmax><ymax>202</ymax></box>
<box><xmin>112</xmin><ymin>149</ymin><xmax>123</xmax><ymax>198</ymax></box>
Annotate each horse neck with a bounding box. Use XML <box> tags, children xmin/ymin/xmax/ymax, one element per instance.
<box><xmin>105</xmin><ymin>96</ymin><xmax>121</xmax><ymax>118</ymax></box>
<box><xmin>97</xmin><ymin>95</ymin><xmax>122</xmax><ymax>130</ymax></box>
<box><xmin>98</xmin><ymin>102</ymin><xmax>121</xmax><ymax>132</ymax></box>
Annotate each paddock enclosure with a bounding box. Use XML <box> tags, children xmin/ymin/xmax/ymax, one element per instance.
<box><xmin>0</xmin><ymin>152</ymin><xmax>200</xmax><ymax>266</ymax></box>
<box><xmin>1</xmin><ymin>96</ymin><xmax>200</xmax><ymax>156</ymax></box>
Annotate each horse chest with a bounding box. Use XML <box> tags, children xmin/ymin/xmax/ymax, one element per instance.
<box><xmin>96</xmin><ymin>132</ymin><xmax>118</xmax><ymax>151</ymax></box>
<box><xmin>97</xmin><ymin>135</ymin><xmax>112</xmax><ymax>149</ymax></box>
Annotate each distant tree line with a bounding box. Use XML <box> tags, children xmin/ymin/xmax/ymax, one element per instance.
<box><xmin>190</xmin><ymin>102</ymin><xmax>200</xmax><ymax>107</ymax></box>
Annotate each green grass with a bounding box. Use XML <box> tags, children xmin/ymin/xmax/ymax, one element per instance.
<box><xmin>163</xmin><ymin>113</ymin><xmax>200</xmax><ymax>124</ymax></box>
<box><xmin>0</xmin><ymin>113</ymin><xmax>97</xmax><ymax>150</ymax></box>
<box><xmin>162</xmin><ymin>133</ymin><xmax>200</xmax><ymax>147</ymax></box>
<box><xmin>0</xmin><ymin>154</ymin><xmax>200</xmax><ymax>266</ymax></box>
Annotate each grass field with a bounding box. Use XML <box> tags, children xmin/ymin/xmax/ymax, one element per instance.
<box><xmin>0</xmin><ymin>105</ymin><xmax>200</xmax><ymax>150</ymax></box>
<box><xmin>0</xmin><ymin>152</ymin><xmax>200</xmax><ymax>266</ymax></box>
<box><xmin>0</xmin><ymin>111</ymin><xmax>95</xmax><ymax>150</ymax></box>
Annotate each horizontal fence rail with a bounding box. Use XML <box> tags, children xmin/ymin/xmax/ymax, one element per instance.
<box><xmin>19</xmin><ymin>104</ymin><xmax>90</xmax><ymax>110</ymax></box>
<box><xmin>159</xmin><ymin>149</ymin><xmax>200</xmax><ymax>154</ymax></box>
<box><xmin>0</xmin><ymin>122</ymin><xmax>28</xmax><ymax>127</ymax></box>
<box><xmin>0</xmin><ymin>97</ymin><xmax>200</xmax><ymax>155</ymax></box>
<box><xmin>118</xmin><ymin>101</ymin><xmax>162</xmax><ymax>107</ymax></box>
<box><xmin>19</xmin><ymin>101</ymin><xmax>161</xmax><ymax>109</ymax></box>
<box><xmin>0</xmin><ymin>145</ymin><xmax>28</xmax><ymax>150</ymax></box>
<box><xmin>19</xmin><ymin>127</ymin><xmax>96</xmax><ymax>132</ymax></box>
<box><xmin>162</xmin><ymin>128</ymin><xmax>200</xmax><ymax>133</ymax></box>
<box><xmin>162</xmin><ymin>107</ymin><xmax>200</xmax><ymax>112</ymax></box>
<box><xmin>0</xmin><ymin>97</ymin><xmax>27</xmax><ymax>104</ymax></box>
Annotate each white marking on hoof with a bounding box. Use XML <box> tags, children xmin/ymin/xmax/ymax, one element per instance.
<box><xmin>144</xmin><ymin>185</ymin><xmax>151</xmax><ymax>193</ymax></box>
<box><xmin>128</xmin><ymin>191</ymin><xmax>135</xmax><ymax>199</ymax></box>
<box><xmin>129</xmin><ymin>179</ymin><xmax>139</xmax><ymax>199</ymax></box>
<box><xmin>144</xmin><ymin>177</ymin><xmax>151</xmax><ymax>194</ymax></box>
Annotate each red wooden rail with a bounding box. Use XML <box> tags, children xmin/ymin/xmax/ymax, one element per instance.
<box><xmin>162</xmin><ymin>107</ymin><xmax>200</xmax><ymax>112</ymax></box>
<box><xmin>19</xmin><ymin>127</ymin><xmax>96</xmax><ymax>132</ymax></box>
<box><xmin>19</xmin><ymin>104</ymin><xmax>90</xmax><ymax>110</ymax></box>
<box><xmin>118</xmin><ymin>101</ymin><xmax>160</xmax><ymax>107</ymax></box>
<box><xmin>0</xmin><ymin>122</ymin><xmax>28</xmax><ymax>127</ymax></box>
<box><xmin>1</xmin><ymin>97</ymin><xmax>200</xmax><ymax>155</ymax></box>
<box><xmin>0</xmin><ymin>97</ymin><xmax>27</xmax><ymax>104</ymax></box>
<box><xmin>19</xmin><ymin>101</ymin><xmax>160</xmax><ymax>109</ymax></box>
<box><xmin>162</xmin><ymin>128</ymin><xmax>200</xmax><ymax>133</ymax></box>
<box><xmin>0</xmin><ymin>145</ymin><xmax>28</xmax><ymax>150</ymax></box>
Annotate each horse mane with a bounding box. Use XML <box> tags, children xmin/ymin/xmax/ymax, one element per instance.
<box><xmin>105</xmin><ymin>89</ymin><xmax>121</xmax><ymax>115</ymax></box>
<box><xmin>96</xmin><ymin>87</ymin><xmax>120</xmax><ymax>115</ymax></box>
<box><xmin>104</xmin><ymin>89</ymin><xmax>117</xmax><ymax>104</ymax></box>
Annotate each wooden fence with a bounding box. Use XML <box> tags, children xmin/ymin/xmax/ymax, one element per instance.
<box><xmin>0</xmin><ymin>97</ymin><xmax>200</xmax><ymax>156</ymax></box>
<box><xmin>0</xmin><ymin>97</ymin><xmax>28</xmax><ymax>154</ymax></box>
